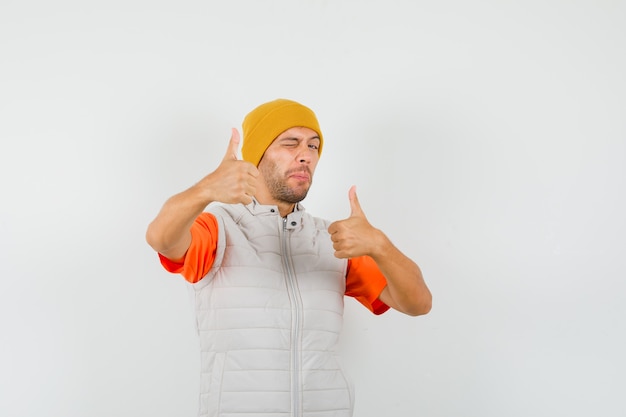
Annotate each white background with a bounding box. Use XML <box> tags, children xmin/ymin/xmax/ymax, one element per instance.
<box><xmin>1</xmin><ymin>1</ymin><xmax>625</xmax><ymax>416</ymax></box>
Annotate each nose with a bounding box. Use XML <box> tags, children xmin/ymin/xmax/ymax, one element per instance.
<box><xmin>296</xmin><ymin>143</ymin><xmax>312</xmax><ymax>164</ymax></box>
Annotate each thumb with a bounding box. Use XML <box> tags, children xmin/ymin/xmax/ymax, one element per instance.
<box><xmin>348</xmin><ymin>185</ymin><xmax>365</xmax><ymax>217</ymax></box>
<box><xmin>223</xmin><ymin>128</ymin><xmax>241</xmax><ymax>161</ymax></box>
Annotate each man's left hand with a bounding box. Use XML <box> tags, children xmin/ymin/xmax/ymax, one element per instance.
<box><xmin>328</xmin><ymin>186</ymin><xmax>381</xmax><ymax>259</ymax></box>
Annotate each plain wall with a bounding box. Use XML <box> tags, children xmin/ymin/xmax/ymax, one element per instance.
<box><xmin>1</xmin><ymin>1</ymin><xmax>625</xmax><ymax>416</ymax></box>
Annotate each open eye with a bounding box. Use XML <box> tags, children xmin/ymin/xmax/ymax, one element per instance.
<box><xmin>308</xmin><ymin>143</ymin><xmax>319</xmax><ymax>150</ymax></box>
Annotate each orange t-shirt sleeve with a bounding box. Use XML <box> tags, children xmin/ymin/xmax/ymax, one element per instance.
<box><xmin>158</xmin><ymin>212</ymin><xmax>219</xmax><ymax>284</ymax></box>
<box><xmin>345</xmin><ymin>256</ymin><xmax>390</xmax><ymax>315</ymax></box>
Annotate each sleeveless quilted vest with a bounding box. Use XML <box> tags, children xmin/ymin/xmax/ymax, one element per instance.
<box><xmin>191</xmin><ymin>201</ymin><xmax>353</xmax><ymax>417</ymax></box>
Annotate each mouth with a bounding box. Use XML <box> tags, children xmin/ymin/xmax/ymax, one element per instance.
<box><xmin>289</xmin><ymin>173</ymin><xmax>310</xmax><ymax>182</ymax></box>
<box><xmin>287</xmin><ymin>168</ymin><xmax>311</xmax><ymax>182</ymax></box>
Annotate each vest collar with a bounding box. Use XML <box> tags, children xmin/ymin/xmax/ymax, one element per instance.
<box><xmin>245</xmin><ymin>198</ymin><xmax>306</xmax><ymax>223</ymax></box>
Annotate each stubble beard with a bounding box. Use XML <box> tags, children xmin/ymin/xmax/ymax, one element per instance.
<box><xmin>260</xmin><ymin>160</ymin><xmax>312</xmax><ymax>204</ymax></box>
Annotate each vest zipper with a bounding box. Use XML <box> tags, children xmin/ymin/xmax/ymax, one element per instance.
<box><xmin>282</xmin><ymin>216</ymin><xmax>302</xmax><ymax>417</ymax></box>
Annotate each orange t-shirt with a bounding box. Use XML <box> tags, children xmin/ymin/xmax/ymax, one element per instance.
<box><xmin>159</xmin><ymin>212</ymin><xmax>390</xmax><ymax>315</ymax></box>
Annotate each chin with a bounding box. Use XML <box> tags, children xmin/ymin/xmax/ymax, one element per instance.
<box><xmin>287</xmin><ymin>188</ymin><xmax>310</xmax><ymax>204</ymax></box>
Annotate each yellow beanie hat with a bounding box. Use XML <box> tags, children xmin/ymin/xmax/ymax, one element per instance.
<box><xmin>242</xmin><ymin>98</ymin><xmax>324</xmax><ymax>166</ymax></box>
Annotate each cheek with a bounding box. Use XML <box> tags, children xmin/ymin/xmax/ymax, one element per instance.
<box><xmin>266</xmin><ymin>150</ymin><xmax>291</xmax><ymax>167</ymax></box>
<box><xmin>311</xmin><ymin>153</ymin><xmax>320</xmax><ymax>168</ymax></box>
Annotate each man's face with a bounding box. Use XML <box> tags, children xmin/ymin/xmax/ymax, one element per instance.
<box><xmin>257</xmin><ymin>126</ymin><xmax>321</xmax><ymax>204</ymax></box>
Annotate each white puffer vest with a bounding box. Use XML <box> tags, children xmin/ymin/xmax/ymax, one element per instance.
<box><xmin>191</xmin><ymin>201</ymin><xmax>353</xmax><ymax>417</ymax></box>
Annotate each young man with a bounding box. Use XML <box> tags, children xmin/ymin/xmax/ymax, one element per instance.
<box><xmin>146</xmin><ymin>99</ymin><xmax>432</xmax><ymax>417</ymax></box>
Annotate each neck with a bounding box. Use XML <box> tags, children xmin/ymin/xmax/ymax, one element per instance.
<box><xmin>276</xmin><ymin>202</ymin><xmax>296</xmax><ymax>218</ymax></box>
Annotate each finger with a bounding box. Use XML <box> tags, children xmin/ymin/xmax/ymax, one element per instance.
<box><xmin>223</xmin><ymin>128</ymin><xmax>241</xmax><ymax>161</ymax></box>
<box><xmin>327</xmin><ymin>221</ymin><xmax>341</xmax><ymax>235</ymax></box>
<box><xmin>348</xmin><ymin>185</ymin><xmax>364</xmax><ymax>217</ymax></box>
<box><xmin>247</xmin><ymin>164</ymin><xmax>260</xmax><ymax>178</ymax></box>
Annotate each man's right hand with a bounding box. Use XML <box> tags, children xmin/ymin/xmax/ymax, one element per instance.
<box><xmin>200</xmin><ymin>128</ymin><xmax>259</xmax><ymax>205</ymax></box>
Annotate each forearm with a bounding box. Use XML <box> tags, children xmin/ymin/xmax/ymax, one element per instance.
<box><xmin>145</xmin><ymin>182</ymin><xmax>213</xmax><ymax>259</ymax></box>
<box><xmin>370</xmin><ymin>231</ymin><xmax>432</xmax><ymax>316</ymax></box>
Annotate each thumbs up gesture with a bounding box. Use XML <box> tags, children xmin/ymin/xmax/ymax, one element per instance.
<box><xmin>205</xmin><ymin>128</ymin><xmax>259</xmax><ymax>205</ymax></box>
<box><xmin>328</xmin><ymin>186</ymin><xmax>380</xmax><ymax>259</ymax></box>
